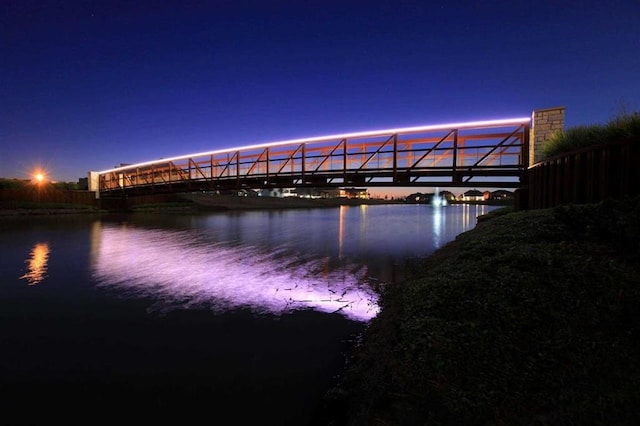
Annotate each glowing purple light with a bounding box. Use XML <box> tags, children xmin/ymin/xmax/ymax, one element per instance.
<box><xmin>91</xmin><ymin>224</ymin><xmax>380</xmax><ymax>321</ymax></box>
<box><xmin>96</xmin><ymin>117</ymin><xmax>530</xmax><ymax>174</ymax></box>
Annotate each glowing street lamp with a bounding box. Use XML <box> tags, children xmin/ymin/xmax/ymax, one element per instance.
<box><xmin>33</xmin><ymin>171</ymin><xmax>46</xmax><ymax>204</ymax></box>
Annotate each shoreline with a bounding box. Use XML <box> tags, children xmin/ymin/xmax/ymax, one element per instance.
<box><xmin>327</xmin><ymin>196</ymin><xmax>640</xmax><ymax>424</ymax></box>
<box><xmin>0</xmin><ymin>193</ymin><xmax>512</xmax><ymax>216</ymax></box>
<box><xmin>0</xmin><ymin>207</ymin><xmax>105</xmax><ymax>216</ymax></box>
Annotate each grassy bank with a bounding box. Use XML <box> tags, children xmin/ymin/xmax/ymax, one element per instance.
<box><xmin>0</xmin><ymin>201</ymin><xmax>103</xmax><ymax>216</ymax></box>
<box><xmin>542</xmin><ymin>112</ymin><xmax>639</xmax><ymax>159</ymax></box>
<box><xmin>327</xmin><ymin>196</ymin><xmax>640</xmax><ymax>425</ymax></box>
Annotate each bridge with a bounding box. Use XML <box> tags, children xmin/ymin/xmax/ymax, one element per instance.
<box><xmin>89</xmin><ymin>117</ymin><xmax>532</xmax><ymax>197</ymax></box>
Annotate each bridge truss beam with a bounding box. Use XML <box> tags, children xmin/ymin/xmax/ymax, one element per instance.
<box><xmin>94</xmin><ymin>118</ymin><xmax>530</xmax><ymax>196</ymax></box>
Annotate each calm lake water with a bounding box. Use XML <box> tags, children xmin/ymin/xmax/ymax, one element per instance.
<box><xmin>0</xmin><ymin>203</ymin><xmax>496</xmax><ymax>424</ymax></box>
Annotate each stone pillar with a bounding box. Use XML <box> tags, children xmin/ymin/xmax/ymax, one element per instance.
<box><xmin>88</xmin><ymin>171</ymin><xmax>100</xmax><ymax>199</ymax></box>
<box><xmin>529</xmin><ymin>106</ymin><xmax>565</xmax><ymax>166</ymax></box>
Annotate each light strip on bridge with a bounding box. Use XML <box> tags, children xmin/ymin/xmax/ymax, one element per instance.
<box><xmin>96</xmin><ymin>117</ymin><xmax>530</xmax><ymax>174</ymax></box>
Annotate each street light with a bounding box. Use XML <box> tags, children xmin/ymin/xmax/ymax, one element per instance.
<box><xmin>34</xmin><ymin>171</ymin><xmax>45</xmax><ymax>204</ymax></box>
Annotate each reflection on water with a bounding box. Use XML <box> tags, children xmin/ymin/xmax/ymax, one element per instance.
<box><xmin>338</xmin><ymin>205</ymin><xmax>346</xmax><ymax>259</ymax></box>
<box><xmin>91</xmin><ymin>223</ymin><xmax>380</xmax><ymax>321</ymax></box>
<box><xmin>19</xmin><ymin>242</ymin><xmax>50</xmax><ymax>285</ymax></box>
<box><xmin>88</xmin><ymin>204</ymin><xmax>497</xmax><ymax>322</ymax></box>
<box><xmin>433</xmin><ymin>205</ymin><xmax>444</xmax><ymax>249</ymax></box>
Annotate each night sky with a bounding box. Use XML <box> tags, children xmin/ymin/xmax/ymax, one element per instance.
<box><xmin>2</xmin><ymin>0</ymin><xmax>639</xmax><ymax>196</ymax></box>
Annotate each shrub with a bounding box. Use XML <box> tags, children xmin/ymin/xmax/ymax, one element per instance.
<box><xmin>542</xmin><ymin>112</ymin><xmax>640</xmax><ymax>159</ymax></box>
<box><xmin>0</xmin><ymin>178</ymin><xmax>31</xmax><ymax>190</ymax></box>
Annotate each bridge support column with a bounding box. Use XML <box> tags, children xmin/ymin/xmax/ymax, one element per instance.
<box><xmin>88</xmin><ymin>171</ymin><xmax>100</xmax><ymax>199</ymax></box>
<box><xmin>529</xmin><ymin>106</ymin><xmax>565</xmax><ymax>166</ymax></box>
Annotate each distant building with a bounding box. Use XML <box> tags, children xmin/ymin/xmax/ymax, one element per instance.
<box><xmin>258</xmin><ymin>188</ymin><xmax>289</xmax><ymax>197</ymax></box>
<box><xmin>220</xmin><ymin>189</ymin><xmax>253</xmax><ymax>197</ymax></box>
<box><xmin>258</xmin><ymin>187</ymin><xmax>337</xmax><ymax>198</ymax></box>
<box><xmin>490</xmin><ymin>189</ymin><xmax>514</xmax><ymax>200</ymax></box>
<box><xmin>295</xmin><ymin>187</ymin><xmax>336</xmax><ymax>199</ymax></box>
<box><xmin>461</xmin><ymin>189</ymin><xmax>484</xmax><ymax>201</ymax></box>
<box><xmin>77</xmin><ymin>177</ymin><xmax>88</xmax><ymax>190</ymax></box>
<box><xmin>439</xmin><ymin>190</ymin><xmax>456</xmax><ymax>202</ymax></box>
<box><xmin>406</xmin><ymin>192</ymin><xmax>445</xmax><ymax>204</ymax></box>
<box><xmin>406</xmin><ymin>192</ymin><xmax>425</xmax><ymax>203</ymax></box>
<box><xmin>339</xmin><ymin>187</ymin><xmax>369</xmax><ymax>199</ymax></box>
<box><xmin>318</xmin><ymin>188</ymin><xmax>340</xmax><ymax>198</ymax></box>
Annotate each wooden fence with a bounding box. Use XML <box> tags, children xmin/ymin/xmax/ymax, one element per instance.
<box><xmin>524</xmin><ymin>139</ymin><xmax>638</xmax><ymax>209</ymax></box>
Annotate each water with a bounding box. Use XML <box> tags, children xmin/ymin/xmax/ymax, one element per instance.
<box><xmin>0</xmin><ymin>203</ymin><xmax>496</xmax><ymax>424</ymax></box>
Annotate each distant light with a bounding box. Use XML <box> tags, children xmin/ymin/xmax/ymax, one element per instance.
<box><xmin>35</xmin><ymin>173</ymin><xmax>44</xmax><ymax>182</ymax></box>
<box><xmin>96</xmin><ymin>117</ymin><xmax>531</xmax><ymax>174</ymax></box>
<box><xmin>19</xmin><ymin>242</ymin><xmax>50</xmax><ymax>285</ymax></box>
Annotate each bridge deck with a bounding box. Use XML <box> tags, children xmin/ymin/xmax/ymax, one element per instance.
<box><xmin>93</xmin><ymin>118</ymin><xmax>530</xmax><ymax>195</ymax></box>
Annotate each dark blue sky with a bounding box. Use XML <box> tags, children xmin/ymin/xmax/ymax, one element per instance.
<box><xmin>2</xmin><ymin>0</ymin><xmax>639</xmax><ymax>192</ymax></box>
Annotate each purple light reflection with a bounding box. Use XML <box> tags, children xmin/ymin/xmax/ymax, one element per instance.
<box><xmin>91</xmin><ymin>224</ymin><xmax>380</xmax><ymax>321</ymax></box>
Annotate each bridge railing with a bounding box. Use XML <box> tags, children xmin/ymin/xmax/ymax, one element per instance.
<box><xmin>95</xmin><ymin>119</ymin><xmax>530</xmax><ymax>194</ymax></box>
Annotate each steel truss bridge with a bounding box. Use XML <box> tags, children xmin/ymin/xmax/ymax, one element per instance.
<box><xmin>91</xmin><ymin>117</ymin><xmax>530</xmax><ymax>196</ymax></box>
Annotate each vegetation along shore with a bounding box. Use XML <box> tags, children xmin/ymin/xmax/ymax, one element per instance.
<box><xmin>321</xmin><ymin>196</ymin><xmax>640</xmax><ymax>425</ymax></box>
